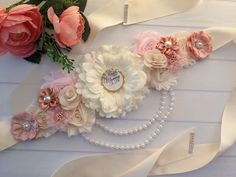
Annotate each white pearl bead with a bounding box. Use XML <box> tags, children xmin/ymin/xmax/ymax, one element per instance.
<box><xmin>164</xmin><ymin>41</ymin><xmax>172</xmax><ymax>47</ymax></box>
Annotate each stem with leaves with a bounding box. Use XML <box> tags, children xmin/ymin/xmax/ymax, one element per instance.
<box><xmin>44</xmin><ymin>32</ymin><xmax>74</xmax><ymax>72</ymax></box>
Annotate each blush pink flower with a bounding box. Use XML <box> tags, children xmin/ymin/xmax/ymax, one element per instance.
<box><xmin>132</xmin><ymin>31</ymin><xmax>161</xmax><ymax>56</ymax></box>
<box><xmin>0</xmin><ymin>5</ymin><xmax>42</xmax><ymax>57</ymax></box>
<box><xmin>187</xmin><ymin>31</ymin><xmax>212</xmax><ymax>60</ymax></box>
<box><xmin>41</xmin><ymin>70</ymin><xmax>77</xmax><ymax>91</ymax></box>
<box><xmin>11</xmin><ymin>112</ymin><xmax>39</xmax><ymax>141</ymax></box>
<box><xmin>47</xmin><ymin>6</ymin><xmax>85</xmax><ymax>48</ymax></box>
<box><xmin>47</xmin><ymin>106</ymin><xmax>71</xmax><ymax>132</ymax></box>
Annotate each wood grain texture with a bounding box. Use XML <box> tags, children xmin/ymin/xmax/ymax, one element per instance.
<box><xmin>0</xmin><ymin>0</ymin><xmax>236</xmax><ymax>176</ymax></box>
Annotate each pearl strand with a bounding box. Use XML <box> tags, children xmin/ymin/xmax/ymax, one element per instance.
<box><xmin>81</xmin><ymin>89</ymin><xmax>175</xmax><ymax>150</ymax></box>
<box><xmin>95</xmin><ymin>90</ymin><xmax>174</xmax><ymax>136</ymax></box>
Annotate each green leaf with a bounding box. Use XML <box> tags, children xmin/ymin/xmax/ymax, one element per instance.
<box><xmin>40</xmin><ymin>0</ymin><xmax>65</xmax><ymax>16</ymax></box>
<box><xmin>76</xmin><ymin>0</ymin><xmax>87</xmax><ymax>12</ymax></box>
<box><xmin>26</xmin><ymin>0</ymin><xmax>44</xmax><ymax>5</ymax></box>
<box><xmin>24</xmin><ymin>51</ymin><xmax>42</xmax><ymax>64</ymax></box>
<box><xmin>81</xmin><ymin>12</ymin><xmax>90</xmax><ymax>42</ymax></box>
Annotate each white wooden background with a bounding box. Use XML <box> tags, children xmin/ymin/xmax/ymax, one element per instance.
<box><xmin>1</xmin><ymin>0</ymin><xmax>236</xmax><ymax>176</ymax></box>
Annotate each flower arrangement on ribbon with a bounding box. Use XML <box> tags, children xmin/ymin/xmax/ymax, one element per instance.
<box><xmin>0</xmin><ymin>0</ymin><xmax>90</xmax><ymax>72</ymax></box>
<box><xmin>9</xmin><ymin>29</ymin><xmax>213</xmax><ymax>141</ymax></box>
<box><xmin>132</xmin><ymin>30</ymin><xmax>212</xmax><ymax>90</ymax></box>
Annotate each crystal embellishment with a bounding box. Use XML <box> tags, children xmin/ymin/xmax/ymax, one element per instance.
<box><xmin>101</xmin><ymin>68</ymin><xmax>125</xmax><ymax>92</ymax></box>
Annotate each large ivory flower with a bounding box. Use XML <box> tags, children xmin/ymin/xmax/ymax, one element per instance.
<box><xmin>76</xmin><ymin>46</ymin><xmax>148</xmax><ymax>118</ymax></box>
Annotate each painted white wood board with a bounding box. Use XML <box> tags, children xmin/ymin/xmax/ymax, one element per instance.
<box><xmin>0</xmin><ymin>0</ymin><xmax>236</xmax><ymax>176</ymax></box>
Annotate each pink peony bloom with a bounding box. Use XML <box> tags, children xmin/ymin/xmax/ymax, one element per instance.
<box><xmin>11</xmin><ymin>112</ymin><xmax>39</xmax><ymax>141</ymax></box>
<box><xmin>132</xmin><ymin>31</ymin><xmax>161</xmax><ymax>56</ymax></box>
<box><xmin>47</xmin><ymin>6</ymin><xmax>85</xmax><ymax>48</ymax></box>
<box><xmin>0</xmin><ymin>5</ymin><xmax>42</xmax><ymax>57</ymax></box>
<box><xmin>187</xmin><ymin>31</ymin><xmax>212</xmax><ymax>60</ymax></box>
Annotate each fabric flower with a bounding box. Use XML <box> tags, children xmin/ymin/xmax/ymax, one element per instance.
<box><xmin>187</xmin><ymin>31</ymin><xmax>212</xmax><ymax>59</ymax></box>
<box><xmin>132</xmin><ymin>31</ymin><xmax>161</xmax><ymax>56</ymax></box>
<box><xmin>38</xmin><ymin>88</ymin><xmax>59</xmax><ymax>111</ymax></box>
<box><xmin>35</xmin><ymin>111</ymin><xmax>57</xmax><ymax>138</ymax></box>
<box><xmin>11</xmin><ymin>112</ymin><xmax>39</xmax><ymax>141</ymax></box>
<box><xmin>47</xmin><ymin>106</ymin><xmax>71</xmax><ymax>132</ymax></box>
<box><xmin>143</xmin><ymin>49</ymin><xmax>168</xmax><ymax>69</ymax></box>
<box><xmin>41</xmin><ymin>70</ymin><xmax>77</xmax><ymax>91</ymax></box>
<box><xmin>59</xmin><ymin>85</ymin><xmax>80</xmax><ymax>110</ymax></box>
<box><xmin>156</xmin><ymin>36</ymin><xmax>183</xmax><ymax>70</ymax></box>
<box><xmin>171</xmin><ymin>31</ymin><xmax>196</xmax><ymax>67</ymax></box>
<box><xmin>0</xmin><ymin>5</ymin><xmax>42</xmax><ymax>57</ymax></box>
<box><xmin>47</xmin><ymin>6</ymin><xmax>85</xmax><ymax>48</ymax></box>
<box><xmin>156</xmin><ymin>36</ymin><xmax>179</xmax><ymax>56</ymax></box>
<box><xmin>146</xmin><ymin>68</ymin><xmax>178</xmax><ymax>90</ymax></box>
<box><xmin>67</xmin><ymin>103</ymin><xmax>96</xmax><ymax>136</ymax></box>
<box><xmin>76</xmin><ymin>45</ymin><xmax>148</xmax><ymax>118</ymax></box>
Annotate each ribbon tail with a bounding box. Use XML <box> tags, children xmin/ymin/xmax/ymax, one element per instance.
<box><xmin>70</xmin><ymin>0</ymin><xmax>201</xmax><ymax>55</ymax></box>
<box><xmin>0</xmin><ymin>119</ymin><xmax>18</xmax><ymax>151</ymax></box>
<box><xmin>126</xmin><ymin>0</ymin><xmax>201</xmax><ymax>25</ymax></box>
<box><xmin>51</xmin><ymin>129</ymin><xmax>194</xmax><ymax>177</ymax></box>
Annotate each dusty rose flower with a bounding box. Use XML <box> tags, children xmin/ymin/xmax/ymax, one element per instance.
<box><xmin>38</xmin><ymin>88</ymin><xmax>59</xmax><ymax>111</ymax></box>
<box><xmin>156</xmin><ymin>36</ymin><xmax>180</xmax><ymax>56</ymax></box>
<box><xmin>0</xmin><ymin>5</ymin><xmax>42</xmax><ymax>57</ymax></box>
<box><xmin>187</xmin><ymin>31</ymin><xmax>212</xmax><ymax>59</ymax></box>
<box><xmin>11</xmin><ymin>112</ymin><xmax>39</xmax><ymax>141</ymax></box>
<box><xmin>143</xmin><ymin>49</ymin><xmax>168</xmax><ymax>69</ymax></box>
<box><xmin>156</xmin><ymin>36</ymin><xmax>183</xmax><ymax>70</ymax></box>
<box><xmin>47</xmin><ymin>6</ymin><xmax>85</xmax><ymax>48</ymax></box>
<box><xmin>59</xmin><ymin>85</ymin><xmax>80</xmax><ymax>110</ymax></box>
<box><xmin>132</xmin><ymin>31</ymin><xmax>161</xmax><ymax>56</ymax></box>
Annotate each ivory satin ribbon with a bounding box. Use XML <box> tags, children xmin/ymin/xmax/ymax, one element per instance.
<box><xmin>52</xmin><ymin>87</ymin><xmax>236</xmax><ymax>177</ymax></box>
<box><xmin>70</xmin><ymin>0</ymin><xmax>201</xmax><ymax>54</ymax></box>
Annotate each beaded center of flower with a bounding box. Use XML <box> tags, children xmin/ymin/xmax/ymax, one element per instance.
<box><xmin>101</xmin><ymin>68</ymin><xmax>125</xmax><ymax>92</ymax></box>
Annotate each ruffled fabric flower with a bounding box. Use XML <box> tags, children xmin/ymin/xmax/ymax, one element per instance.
<box><xmin>143</xmin><ymin>49</ymin><xmax>168</xmax><ymax>69</ymax></box>
<box><xmin>47</xmin><ymin>106</ymin><xmax>71</xmax><ymax>132</ymax></box>
<box><xmin>76</xmin><ymin>45</ymin><xmax>148</xmax><ymax>118</ymax></box>
<box><xmin>187</xmin><ymin>31</ymin><xmax>212</xmax><ymax>59</ymax></box>
<box><xmin>11</xmin><ymin>112</ymin><xmax>39</xmax><ymax>141</ymax></box>
<box><xmin>146</xmin><ymin>68</ymin><xmax>178</xmax><ymax>90</ymax></box>
<box><xmin>41</xmin><ymin>70</ymin><xmax>77</xmax><ymax>91</ymax></box>
<box><xmin>156</xmin><ymin>36</ymin><xmax>182</xmax><ymax>70</ymax></box>
<box><xmin>59</xmin><ymin>85</ymin><xmax>80</xmax><ymax>110</ymax></box>
<box><xmin>35</xmin><ymin>111</ymin><xmax>57</xmax><ymax>138</ymax></box>
<box><xmin>132</xmin><ymin>31</ymin><xmax>161</xmax><ymax>56</ymax></box>
<box><xmin>38</xmin><ymin>88</ymin><xmax>58</xmax><ymax>110</ymax></box>
<box><xmin>47</xmin><ymin>6</ymin><xmax>85</xmax><ymax>48</ymax></box>
<box><xmin>67</xmin><ymin>103</ymin><xmax>96</xmax><ymax>136</ymax></box>
<box><xmin>171</xmin><ymin>31</ymin><xmax>196</xmax><ymax>67</ymax></box>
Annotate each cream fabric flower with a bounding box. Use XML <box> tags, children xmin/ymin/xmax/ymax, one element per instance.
<box><xmin>59</xmin><ymin>85</ymin><xmax>80</xmax><ymax>110</ymax></box>
<box><xmin>143</xmin><ymin>49</ymin><xmax>168</xmax><ymax>69</ymax></box>
<box><xmin>67</xmin><ymin>103</ymin><xmax>96</xmax><ymax>136</ymax></box>
<box><xmin>146</xmin><ymin>68</ymin><xmax>178</xmax><ymax>90</ymax></box>
<box><xmin>75</xmin><ymin>45</ymin><xmax>148</xmax><ymax>118</ymax></box>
